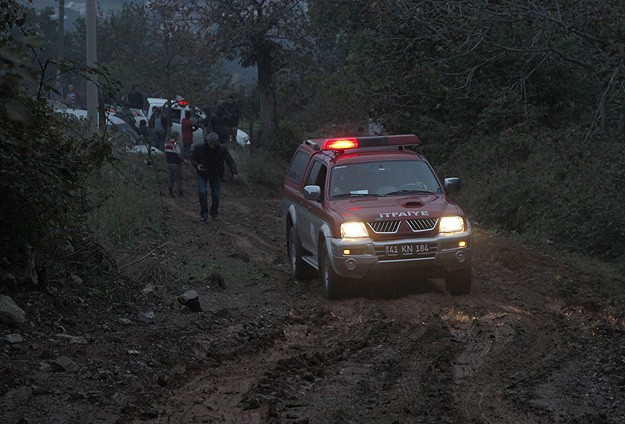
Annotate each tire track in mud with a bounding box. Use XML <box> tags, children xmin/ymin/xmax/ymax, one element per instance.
<box><xmin>442</xmin><ymin>305</ymin><xmax>550</xmax><ymax>423</ymax></box>
<box><xmin>235</xmin><ymin>304</ymin><xmax>464</xmax><ymax>423</ymax></box>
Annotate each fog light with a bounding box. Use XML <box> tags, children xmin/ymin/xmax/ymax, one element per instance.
<box><xmin>345</xmin><ymin>258</ymin><xmax>357</xmax><ymax>270</ymax></box>
<box><xmin>458</xmin><ymin>241</ymin><xmax>466</xmax><ymax>248</ymax></box>
<box><xmin>343</xmin><ymin>249</ymin><xmax>351</xmax><ymax>255</ymax></box>
<box><xmin>455</xmin><ymin>251</ymin><xmax>466</xmax><ymax>263</ymax></box>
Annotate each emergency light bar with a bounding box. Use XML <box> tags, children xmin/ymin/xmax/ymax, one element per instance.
<box><xmin>177</xmin><ymin>100</ymin><xmax>189</xmax><ymax>106</ymax></box>
<box><xmin>321</xmin><ymin>134</ymin><xmax>420</xmax><ymax>150</ymax></box>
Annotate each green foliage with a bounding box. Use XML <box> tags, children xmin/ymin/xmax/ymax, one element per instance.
<box><xmin>5</xmin><ymin>0</ymin><xmax>625</xmax><ymax>266</ymax></box>
<box><xmin>290</xmin><ymin>0</ymin><xmax>625</xmax><ymax>260</ymax></box>
<box><xmin>271</xmin><ymin>120</ymin><xmax>306</xmax><ymax>162</ymax></box>
<box><xmin>41</xmin><ymin>4</ymin><xmax>226</xmax><ymax>105</ymax></box>
<box><xmin>436</xmin><ymin>130</ymin><xmax>625</xmax><ymax>259</ymax></box>
<box><xmin>237</xmin><ymin>147</ymin><xmax>288</xmax><ymax>189</ymax></box>
<box><xmin>0</xmin><ymin>7</ymin><xmax>111</xmax><ymax>259</ymax></box>
<box><xmin>86</xmin><ymin>156</ymin><xmax>166</xmax><ymax>253</ymax></box>
<box><xmin>0</xmin><ymin>98</ymin><xmax>111</xmax><ymax>251</ymax></box>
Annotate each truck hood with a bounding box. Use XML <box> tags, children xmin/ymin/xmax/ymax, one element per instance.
<box><xmin>329</xmin><ymin>194</ymin><xmax>460</xmax><ymax>222</ymax></box>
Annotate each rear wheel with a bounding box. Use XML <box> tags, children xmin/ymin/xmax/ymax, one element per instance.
<box><xmin>320</xmin><ymin>244</ymin><xmax>347</xmax><ymax>299</ymax></box>
<box><xmin>445</xmin><ymin>267</ymin><xmax>472</xmax><ymax>295</ymax></box>
<box><xmin>288</xmin><ymin>225</ymin><xmax>307</xmax><ymax>280</ymax></box>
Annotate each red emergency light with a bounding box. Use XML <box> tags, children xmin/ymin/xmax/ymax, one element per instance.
<box><xmin>177</xmin><ymin>100</ymin><xmax>189</xmax><ymax>106</ymax></box>
<box><xmin>321</xmin><ymin>134</ymin><xmax>420</xmax><ymax>150</ymax></box>
<box><xmin>322</xmin><ymin>138</ymin><xmax>359</xmax><ymax>150</ymax></box>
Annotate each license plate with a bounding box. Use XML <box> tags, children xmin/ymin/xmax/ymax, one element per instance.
<box><xmin>385</xmin><ymin>244</ymin><xmax>430</xmax><ymax>257</ymax></box>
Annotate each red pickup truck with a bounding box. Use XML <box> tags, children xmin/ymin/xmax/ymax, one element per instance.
<box><xmin>282</xmin><ymin>134</ymin><xmax>472</xmax><ymax>299</ymax></box>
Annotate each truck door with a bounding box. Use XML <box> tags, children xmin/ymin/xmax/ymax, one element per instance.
<box><xmin>300</xmin><ymin>160</ymin><xmax>328</xmax><ymax>254</ymax></box>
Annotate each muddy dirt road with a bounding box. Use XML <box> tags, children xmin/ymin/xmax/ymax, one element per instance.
<box><xmin>2</xmin><ymin>169</ymin><xmax>625</xmax><ymax>423</ymax></box>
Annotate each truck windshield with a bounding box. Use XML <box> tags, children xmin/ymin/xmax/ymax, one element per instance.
<box><xmin>329</xmin><ymin>160</ymin><xmax>442</xmax><ymax>199</ymax></box>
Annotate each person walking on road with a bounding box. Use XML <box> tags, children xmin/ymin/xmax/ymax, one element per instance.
<box><xmin>148</xmin><ymin>107</ymin><xmax>168</xmax><ymax>150</ymax></box>
<box><xmin>164</xmin><ymin>131</ymin><xmax>184</xmax><ymax>197</ymax></box>
<box><xmin>190</xmin><ymin>132</ymin><xmax>238</xmax><ymax>222</ymax></box>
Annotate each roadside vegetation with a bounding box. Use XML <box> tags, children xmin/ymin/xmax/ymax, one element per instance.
<box><xmin>2</xmin><ymin>0</ymin><xmax>624</xmax><ymax>294</ymax></box>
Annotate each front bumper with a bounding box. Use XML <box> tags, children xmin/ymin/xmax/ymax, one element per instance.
<box><xmin>328</xmin><ymin>231</ymin><xmax>472</xmax><ymax>279</ymax></box>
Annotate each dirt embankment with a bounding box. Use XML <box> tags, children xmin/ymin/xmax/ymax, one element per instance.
<box><xmin>2</xmin><ymin>172</ymin><xmax>625</xmax><ymax>423</ymax></box>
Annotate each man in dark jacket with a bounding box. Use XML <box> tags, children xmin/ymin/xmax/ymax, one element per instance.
<box><xmin>213</xmin><ymin>99</ymin><xmax>231</xmax><ymax>144</ymax></box>
<box><xmin>224</xmin><ymin>95</ymin><xmax>241</xmax><ymax>145</ymax></box>
<box><xmin>127</xmin><ymin>84</ymin><xmax>144</xmax><ymax>109</ymax></box>
<box><xmin>190</xmin><ymin>132</ymin><xmax>238</xmax><ymax>222</ymax></box>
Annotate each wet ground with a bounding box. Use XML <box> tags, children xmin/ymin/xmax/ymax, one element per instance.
<box><xmin>2</xmin><ymin>165</ymin><xmax>625</xmax><ymax>423</ymax></box>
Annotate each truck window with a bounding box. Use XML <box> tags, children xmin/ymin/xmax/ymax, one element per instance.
<box><xmin>286</xmin><ymin>150</ymin><xmax>311</xmax><ymax>184</ymax></box>
<box><xmin>329</xmin><ymin>160</ymin><xmax>443</xmax><ymax>198</ymax></box>
<box><xmin>305</xmin><ymin>161</ymin><xmax>327</xmax><ymax>199</ymax></box>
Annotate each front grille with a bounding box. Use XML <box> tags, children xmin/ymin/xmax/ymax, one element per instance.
<box><xmin>368</xmin><ymin>220</ymin><xmax>400</xmax><ymax>234</ymax></box>
<box><xmin>407</xmin><ymin>218</ymin><xmax>438</xmax><ymax>232</ymax></box>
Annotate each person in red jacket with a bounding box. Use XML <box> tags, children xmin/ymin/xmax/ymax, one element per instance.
<box><xmin>181</xmin><ymin>110</ymin><xmax>194</xmax><ymax>159</ymax></box>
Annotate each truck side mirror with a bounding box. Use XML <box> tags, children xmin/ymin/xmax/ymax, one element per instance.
<box><xmin>303</xmin><ymin>185</ymin><xmax>322</xmax><ymax>201</ymax></box>
<box><xmin>444</xmin><ymin>177</ymin><xmax>462</xmax><ymax>193</ymax></box>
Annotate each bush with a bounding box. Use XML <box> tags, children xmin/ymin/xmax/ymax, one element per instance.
<box><xmin>271</xmin><ymin>119</ymin><xmax>306</xmax><ymax>161</ymax></box>
<box><xmin>0</xmin><ymin>99</ymin><xmax>111</xmax><ymax>256</ymax></box>
<box><xmin>86</xmin><ymin>154</ymin><xmax>166</xmax><ymax>253</ymax></box>
<box><xmin>435</xmin><ymin>129</ymin><xmax>625</xmax><ymax>260</ymax></box>
<box><xmin>235</xmin><ymin>148</ymin><xmax>288</xmax><ymax>189</ymax></box>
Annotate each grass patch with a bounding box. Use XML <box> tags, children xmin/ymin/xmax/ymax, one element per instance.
<box><xmin>87</xmin><ymin>153</ymin><xmax>167</xmax><ymax>258</ymax></box>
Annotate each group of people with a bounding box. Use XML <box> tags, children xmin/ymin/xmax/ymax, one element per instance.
<box><xmin>151</xmin><ymin>92</ymin><xmax>241</xmax><ymax>224</ymax></box>
<box><xmin>203</xmin><ymin>96</ymin><xmax>241</xmax><ymax>147</ymax></box>
<box><xmin>50</xmin><ymin>79</ymin><xmax>242</xmax><ymax>224</ymax></box>
<box><xmin>47</xmin><ymin>80</ymin><xmax>83</xmax><ymax>109</ymax></box>
<box><xmin>140</xmin><ymin>94</ymin><xmax>241</xmax><ymax>154</ymax></box>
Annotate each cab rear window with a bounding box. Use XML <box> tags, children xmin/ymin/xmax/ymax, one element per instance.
<box><xmin>286</xmin><ymin>150</ymin><xmax>310</xmax><ymax>184</ymax></box>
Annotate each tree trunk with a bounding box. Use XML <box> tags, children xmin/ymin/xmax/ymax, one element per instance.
<box><xmin>256</xmin><ymin>42</ymin><xmax>277</xmax><ymax>147</ymax></box>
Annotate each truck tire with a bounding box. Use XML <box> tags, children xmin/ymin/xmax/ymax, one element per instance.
<box><xmin>320</xmin><ymin>244</ymin><xmax>346</xmax><ymax>299</ymax></box>
<box><xmin>288</xmin><ymin>225</ymin><xmax>307</xmax><ymax>280</ymax></box>
<box><xmin>445</xmin><ymin>267</ymin><xmax>472</xmax><ymax>296</ymax></box>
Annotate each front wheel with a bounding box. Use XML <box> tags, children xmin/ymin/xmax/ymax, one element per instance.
<box><xmin>320</xmin><ymin>244</ymin><xmax>347</xmax><ymax>299</ymax></box>
<box><xmin>288</xmin><ymin>225</ymin><xmax>307</xmax><ymax>280</ymax></box>
<box><xmin>445</xmin><ymin>267</ymin><xmax>472</xmax><ymax>296</ymax></box>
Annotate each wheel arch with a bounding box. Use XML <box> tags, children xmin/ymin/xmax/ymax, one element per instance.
<box><xmin>316</xmin><ymin>223</ymin><xmax>333</xmax><ymax>265</ymax></box>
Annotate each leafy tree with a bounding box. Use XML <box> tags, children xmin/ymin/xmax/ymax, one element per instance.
<box><xmin>0</xmin><ymin>0</ymin><xmax>110</xmax><ymax>281</ymax></box>
<box><xmin>55</xmin><ymin>3</ymin><xmax>225</xmax><ymax>108</ymax></box>
<box><xmin>305</xmin><ymin>1</ymin><xmax>625</xmax><ymax>140</ymax></box>
<box><xmin>193</xmin><ymin>0</ymin><xmax>309</xmax><ymax>146</ymax></box>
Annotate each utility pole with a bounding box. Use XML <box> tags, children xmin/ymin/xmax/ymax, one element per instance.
<box><xmin>86</xmin><ymin>0</ymin><xmax>98</xmax><ymax>132</ymax></box>
<box><xmin>56</xmin><ymin>0</ymin><xmax>64</xmax><ymax>78</ymax></box>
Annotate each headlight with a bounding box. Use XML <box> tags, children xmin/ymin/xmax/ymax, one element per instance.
<box><xmin>340</xmin><ymin>222</ymin><xmax>369</xmax><ymax>238</ymax></box>
<box><xmin>439</xmin><ymin>216</ymin><xmax>465</xmax><ymax>233</ymax></box>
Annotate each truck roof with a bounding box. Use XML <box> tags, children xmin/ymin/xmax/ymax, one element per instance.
<box><xmin>302</xmin><ymin>134</ymin><xmax>425</xmax><ymax>164</ymax></box>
